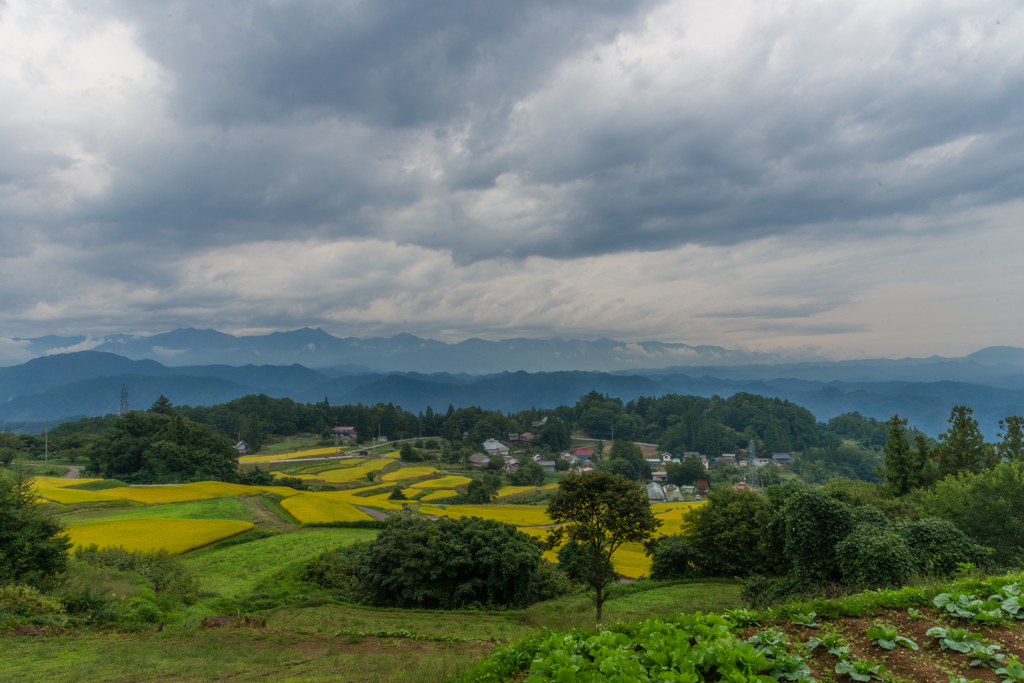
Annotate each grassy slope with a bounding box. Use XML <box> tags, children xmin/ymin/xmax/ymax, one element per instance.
<box><xmin>181</xmin><ymin>527</ymin><xmax>378</xmax><ymax>597</ymax></box>
<box><xmin>55</xmin><ymin>496</ymin><xmax>257</xmax><ymax>524</ymax></box>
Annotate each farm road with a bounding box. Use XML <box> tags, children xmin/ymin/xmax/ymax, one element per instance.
<box><xmin>352</xmin><ymin>505</ymin><xmax>391</xmax><ymax>521</ymax></box>
<box><xmin>62</xmin><ymin>466</ymin><xmax>82</xmax><ymax>479</ymax></box>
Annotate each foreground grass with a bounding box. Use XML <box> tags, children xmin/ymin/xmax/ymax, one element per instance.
<box><xmin>0</xmin><ymin>629</ymin><xmax>488</xmax><ymax>683</ymax></box>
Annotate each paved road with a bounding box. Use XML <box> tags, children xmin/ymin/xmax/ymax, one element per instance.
<box><xmin>352</xmin><ymin>504</ymin><xmax>391</xmax><ymax>521</ymax></box>
<box><xmin>62</xmin><ymin>466</ymin><xmax>82</xmax><ymax>479</ymax></box>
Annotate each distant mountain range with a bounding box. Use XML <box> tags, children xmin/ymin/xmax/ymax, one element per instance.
<box><xmin>2</xmin><ymin>345</ymin><xmax>1024</xmax><ymax>439</ymax></box>
<box><xmin>10</xmin><ymin>327</ymin><xmax>801</xmax><ymax>372</ymax></box>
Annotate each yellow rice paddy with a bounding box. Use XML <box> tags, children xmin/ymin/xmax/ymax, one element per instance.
<box><xmin>541</xmin><ymin>483</ymin><xmax>560</xmax><ymax>490</ymax></box>
<box><xmin>239</xmin><ymin>447</ymin><xmax>357</xmax><ymax>463</ymax></box>
<box><xmin>35</xmin><ymin>487</ymin><xmax>124</xmax><ymax>504</ymax></box>
<box><xmin>280</xmin><ymin>493</ymin><xmax>376</xmax><ymax>524</ymax></box>
<box><xmin>380</xmin><ymin>467</ymin><xmax>438</xmax><ymax>481</ymax></box>
<box><xmin>419</xmin><ymin>490</ymin><xmax>458</xmax><ymax>501</ymax></box>
<box><xmin>418</xmin><ymin>504</ymin><xmax>552</xmax><ymax>526</ymax></box>
<box><xmin>102</xmin><ymin>482</ymin><xmax>301</xmax><ymax>504</ymax></box>
<box><xmin>409</xmin><ymin>475</ymin><xmax>472</xmax><ymax>489</ymax></box>
<box><xmin>64</xmin><ymin>518</ymin><xmax>254</xmax><ymax>554</ymax></box>
<box><xmin>495</xmin><ymin>486</ymin><xmax>537</xmax><ymax>497</ymax></box>
<box><xmin>31</xmin><ymin>476</ymin><xmax>105</xmax><ymax>489</ymax></box>
<box><xmin>317</xmin><ymin>459</ymin><xmax>394</xmax><ymax>483</ymax></box>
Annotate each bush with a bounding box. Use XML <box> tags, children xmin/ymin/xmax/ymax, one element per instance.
<box><xmin>648</xmin><ymin>536</ymin><xmax>700</xmax><ymax>581</ymax></box>
<box><xmin>358</xmin><ymin>515</ymin><xmax>541</xmax><ymax>609</ymax></box>
<box><xmin>0</xmin><ymin>583</ymin><xmax>68</xmax><ymax>629</ymax></box>
<box><xmin>684</xmin><ymin>488</ymin><xmax>771</xmax><ymax>577</ymax></box>
<box><xmin>779</xmin><ymin>488</ymin><xmax>853</xmax><ymax>585</ymax></box>
<box><xmin>73</xmin><ymin>545</ymin><xmax>199</xmax><ymax>606</ymax></box>
<box><xmin>0</xmin><ymin>471</ymin><xmax>71</xmax><ymax>589</ymax></box>
<box><xmin>300</xmin><ymin>544</ymin><xmax>367</xmax><ymax>602</ymax></box>
<box><xmin>835</xmin><ymin>524</ymin><xmax>915</xmax><ymax>590</ymax></box>
<box><xmin>530</xmin><ymin>560</ymin><xmax>579</xmax><ymax>602</ymax></box>
<box><xmin>896</xmin><ymin>517</ymin><xmax>991</xmax><ymax>577</ymax></box>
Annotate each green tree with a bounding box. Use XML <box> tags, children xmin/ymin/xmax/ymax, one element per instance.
<box><xmin>399</xmin><ymin>442</ymin><xmax>422</xmax><ymax>462</ymax></box>
<box><xmin>675</xmin><ymin>488</ymin><xmax>771</xmax><ymax>577</ymax></box>
<box><xmin>387</xmin><ymin>485</ymin><xmax>406</xmax><ymax>500</ymax></box>
<box><xmin>665</xmin><ymin>456</ymin><xmax>706</xmax><ymax>486</ymax></box>
<box><xmin>0</xmin><ymin>469</ymin><xmax>71</xmax><ymax>588</ymax></box>
<box><xmin>545</xmin><ymin>472</ymin><xmax>661</xmax><ymax>621</ymax></box>
<box><xmin>465</xmin><ymin>478</ymin><xmax>497</xmax><ymax>503</ymax></box>
<box><xmin>600</xmin><ymin>440</ymin><xmax>650</xmax><ymax>481</ymax></box>
<box><xmin>357</xmin><ymin>515</ymin><xmax>541</xmax><ymax>609</ymax></box>
<box><xmin>149</xmin><ymin>395</ymin><xmax>174</xmax><ymax>414</ymax></box>
<box><xmin>936</xmin><ymin>406</ymin><xmax>993</xmax><ymax>478</ymax></box>
<box><xmin>509</xmin><ymin>460</ymin><xmax>545</xmax><ymax>486</ymax></box>
<box><xmin>997</xmin><ymin>416</ymin><xmax>1024</xmax><ymax>461</ymax></box>
<box><xmin>878</xmin><ymin>415</ymin><xmax>916</xmax><ymax>496</ymax></box>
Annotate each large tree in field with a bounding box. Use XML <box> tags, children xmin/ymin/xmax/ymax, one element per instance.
<box><xmin>878</xmin><ymin>415</ymin><xmax>915</xmax><ymax>496</ymax></box>
<box><xmin>545</xmin><ymin>471</ymin><xmax>661</xmax><ymax>622</ymax></box>
<box><xmin>936</xmin><ymin>406</ymin><xmax>993</xmax><ymax>478</ymax></box>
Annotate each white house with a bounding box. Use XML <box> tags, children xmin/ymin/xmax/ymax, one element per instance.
<box><xmin>482</xmin><ymin>438</ymin><xmax>509</xmax><ymax>455</ymax></box>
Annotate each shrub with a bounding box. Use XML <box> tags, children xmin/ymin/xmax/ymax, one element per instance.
<box><xmin>896</xmin><ymin>517</ymin><xmax>991</xmax><ymax>576</ymax></box>
<box><xmin>73</xmin><ymin>545</ymin><xmax>200</xmax><ymax>606</ymax></box>
<box><xmin>685</xmin><ymin>488</ymin><xmax>771</xmax><ymax>577</ymax></box>
<box><xmin>530</xmin><ymin>559</ymin><xmax>579</xmax><ymax>602</ymax></box>
<box><xmin>779</xmin><ymin>488</ymin><xmax>853</xmax><ymax>585</ymax></box>
<box><xmin>358</xmin><ymin>514</ymin><xmax>541</xmax><ymax>609</ymax></box>
<box><xmin>836</xmin><ymin>524</ymin><xmax>915</xmax><ymax>590</ymax></box>
<box><xmin>648</xmin><ymin>535</ymin><xmax>700</xmax><ymax>581</ymax></box>
<box><xmin>0</xmin><ymin>583</ymin><xmax>68</xmax><ymax>629</ymax></box>
<box><xmin>0</xmin><ymin>472</ymin><xmax>71</xmax><ymax>588</ymax></box>
<box><xmin>299</xmin><ymin>544</ymin><xmax>367</xmax><ymax>602</ymax></box>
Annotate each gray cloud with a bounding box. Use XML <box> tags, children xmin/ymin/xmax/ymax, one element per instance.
<box><xmin>1</xmin><ymin>0</ymin><xmax>1023</xmax><ymax>355</ymax></box>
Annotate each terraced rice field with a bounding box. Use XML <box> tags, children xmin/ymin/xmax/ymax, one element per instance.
<box><xmin>495</xmin><ymin>485</ymin><xmax>537</xmax><ymax>497</ymax></box>
<box><xmin>280</xmin><ymin>493</ymin><xmax>376</xmax><ymax>524</ymax></box>
<box><xmin>31</xmin><ymin>475</ymin><xmax>104</xmax><ymax>489</ymax></box>
<box><xmin>519</xmin><ymin>528</ymin><xmax>655</xmax><ymax>578</ymax></box>
<box><xmin>239</xmin><ymin>447</ymin><xmax>354</xmax><ymax>463</ymax></box>
<box><xmin>409</xmin><ymin>475</ymin><xmax>471</xmax><ymax>489</ymax></box>
<box><xmin>35</xmin><ymin>487</ymin><xmax>125</xmax><ymax>504</ymax></box>
<box><xmin>64</xmin><ymin>518</ymin><xmax>254</xmax><ymax>554</ymax></box>
<box><xmin>380</xmin><ymin>467</ymin><xmax>438</xmax><ymax>481</ymax></box>
<box><xmin>418</xmin><ymin>504</ymin><xmax>552</xmax><ymax>526</ymax></box>
<box><xmin>317</xmin><ymin>459</ymin><xmax>394</xmax><ymax>483</ymax></box>
<box><xmin>102</xmin><ymin>482</ymin><xmax>301</xmax><ymax>504</ymax></box>
<box><xmin>419</xmin><ymin>490</ymin><xmax>458</xmax><ymax>501</ymax></box>
<box><xmin>541</xmin><ymin>482</ymin><xmax>560</xmax><ymax>490</ymax></box>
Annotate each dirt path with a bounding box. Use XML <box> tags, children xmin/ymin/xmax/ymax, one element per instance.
<box><xmin>352</xmin><ymin>505</ymin><xmax>391</xmax><ymax>521</ymax></box>
<box><xmin>62</xmin><ymin>466</ymin><xmax>82</xmax><ymax>479</ymax></box>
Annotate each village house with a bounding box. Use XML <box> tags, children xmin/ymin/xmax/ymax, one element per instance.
<box><xmin>573</xmin><ymin>446</ymin><xmax>596</xmax><ymax>459</ymax></box>
<box><xmin>332</xmin><ymin>426</ymin><xmax>356</xmax><ymax>437</ymax></box>
<box><xmin>233</xmin><ymin>440</ymin><xmax>248</xmax><ymax>456</ymax></box>
<box><xmin>468</xmin><ymin>453</ymin><xmax>491</xmax><ymax>467</ymax></box>
<box><xmin>695</xmin><ymin>479</ymin><xmax>710</xmax><ymax>496</ymax></box>
<box><xmin>482</xmin><ymin>438</ymin><xmax>509</xmax><ymax>455</ymax></box>
<box><xmin>717</xmin><ymin>453</ymin><xmax>737</xmax><ymax>466</ymax></box>
<box><xmin>772</xmin><ymin>452</ymin><xmax>794</xmax><ymax>465</ymax></box>
<box><xmin>652</xmin><ymin>470</ymin><xmax>668</xmax><ymax>483</ymax></box>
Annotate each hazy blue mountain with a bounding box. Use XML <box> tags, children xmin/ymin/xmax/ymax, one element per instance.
<box><xmin>0</xmin><ymin>351</ymin><xmax>172</xmax><ymax>400</ymax></box>
<box><xmin>0</xmin><ymin>374</ymin><xmax>261</xmax><ymax>422</ymax></box>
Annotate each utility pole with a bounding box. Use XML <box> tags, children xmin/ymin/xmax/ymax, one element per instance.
<box><xmin>44</xmin><ymin>419</ymin><xmax>48</xmax><ymax>466</ymax></box>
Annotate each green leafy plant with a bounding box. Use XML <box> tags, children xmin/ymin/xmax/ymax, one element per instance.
<box><xmin>792</xmin><ymin>611</ymin><xmax>819</xmax><ymax>628</ymax></box>
<box><xmin>996</xmin><ymin>656</ymin><xmax>1024</xmax><ymax>683</ymax></box>
<box><xmin>926</xmin><ymin>626</ymin><xmax>984</xmax><ymax>653</ymax></box>
<box><xmin>968</xmin><ymin>643</ymin><xmax>1005</xmax><ymax>669</ymax></box>
<box><xmin>805</xmin><ymin>633</ymin><xmax>849</xmax><ymax>659</ymax></box>
<box><xmin>907</xmin><ymin>607</ymin><xmax>924</xmax><ymax>620</ymax></box>
<box><xmin>835</xmin><ymin>658</ymin><xmax>886</xmax><ymax>682</ymax></box>
<box><xmin>724</xmin><ymin>607</ymin><xmax>762</xmax><ymax>628</ymax></box>
<box><xmin>865</xmin><ymin>622</ymin><xmax>918</xmax><ymax>650</ymax></box>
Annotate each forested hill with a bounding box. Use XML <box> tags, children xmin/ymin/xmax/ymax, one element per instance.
<box><xmin>2</xmin><ymin>350</ymin><xmax>1024</xmax><ymax>438</ymax></box>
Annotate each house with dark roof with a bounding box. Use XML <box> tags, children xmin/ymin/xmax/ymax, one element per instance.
<box><xmin>468</xmin><ymin>453</ymin><xmax>491</xmax><ymax>467</ymax></box>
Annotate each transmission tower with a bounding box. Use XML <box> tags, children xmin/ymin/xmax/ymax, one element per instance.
<box><xmin>119</xmin><ymin>384</ymin><xmax>129</xmax><ymax>415</ymax></box>
<box><xmin>746</xmin><ymin>440</ymin><xmax>764</xmax><ymax>493</ymax></box>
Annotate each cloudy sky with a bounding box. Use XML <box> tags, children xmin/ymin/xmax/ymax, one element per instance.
<box><xmin>1</xmin><ymin>0</ymin><xmax>1022</xmax><ymax>361</ymax></box>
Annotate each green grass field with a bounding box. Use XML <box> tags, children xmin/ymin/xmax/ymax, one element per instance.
<box><xmin>181</xmin><ymin>527</ymin><xmax>378</xmax><ymax>597</ymax></box>
<box><xmin>56</xmin><ymin>496</ymin><xmax>257</xmax><ymax>524</ymax></box>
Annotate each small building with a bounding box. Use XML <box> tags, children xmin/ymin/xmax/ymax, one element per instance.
<box><xmin>755</xmin><ymin>458</ymin><xmax>771</xmax><ymax>467</ymax></box>
<box><xmin>573</xmin><ymin>447</ymin><xmax>596</xmax><ymax>459</ymax></box>
<box><xmin>645</xmin><ymin>458</ymin><xmax>661</xmax><ymax>466</ymax></box>
<box><xmin>374</xmin><ymin>435</ymin><xmax>388</xmax><ymax>443</ymax></box>
<box><xmin>718</xmin><ymin>453</ymin><xmax>737</xmax><ymax>466</ymax></box>
<box><xmin>468</xmin><ymin>453</ymin><xmax>491</xmax><ymax>468</ymax></box>
<box><xmin>537</xmin><ymin>460</ymin><xmax>557</xmax><ymax>472</ymax></box>
<box><xmin>482</xmin><ymin>438</ymin><xmax>509</xmax><ymax>455</ymax></box>
<box><xmin>695</xmin><ymin>479</ymin><xmax>710</xmax><ymax>496</ymax></box>
<box><xmin>683</xmin><ymin>451</ymin><xmax>703</xmax><ymax>460</ymax></box>
<box><xmin>772</xmin><ymin>452</ymin><xmax>794</xmax><ymax>465</ymax></box>
<box><xmin>646</xmin><ymin>482</ymin><xmax>665</xmax><ymax>500</ymax></box>
<box><xmin>333</xmin><ymin>426</ymin><xmax>356</xmax><ymax>436</ymax></box>
<box><xmin>663</xmin><ymin>485</ymin><xmax>684</xmax><ymax>502</ymax></box>
<box><xmin>532</xmin><ymin>417</ymin><xmax>548</xmax><ymax>427</ymax></box>
<box><xmin>233</xmin><ymin>440</ymin><xmax>248</xmax><ymax>456</ymax></box>
<box><xmin>652</xmin><ymin>470</ymin><xmax>668</xmax><ymax>483</ymax></box>
<box><xmin>503</xmin><ymin>457</ymin><xmax>519</xmax><ymax>473</ymax></box>
<box><xmin>733</xmin><ymin>481</ymin><xmax>758</xmax><ymax>493</ymax></box>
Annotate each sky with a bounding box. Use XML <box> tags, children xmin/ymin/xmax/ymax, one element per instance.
<box><xmin>1</xmin><ymin>0</ymin><xmax>1023</xmax><ymax>362</ymax></box>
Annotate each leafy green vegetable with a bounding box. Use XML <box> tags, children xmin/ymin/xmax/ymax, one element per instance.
<box><xmin>865</xmin><ymin>622</ymin><xmax>918</xmax><ymax>650</ymax></box>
